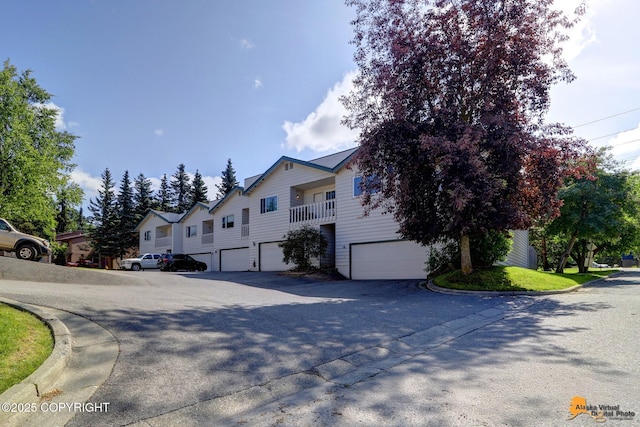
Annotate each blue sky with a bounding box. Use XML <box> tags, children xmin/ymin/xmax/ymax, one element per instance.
<box><xmin>2</xmin><ymin>0</ymin><xmax>639</xmax><ymax>206</ymax></box>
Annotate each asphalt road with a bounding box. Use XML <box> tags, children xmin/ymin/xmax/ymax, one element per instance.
<box><xmin>0</xmin><ymin>259</ymin><xmax>638</xmax><ymax>426</ymax></box>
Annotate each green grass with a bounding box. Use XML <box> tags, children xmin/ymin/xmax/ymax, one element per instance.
<box><xmin>0</xmin><ymin>303</ymin><xmax>53</xmax><ymax>394</ymax></box>
<box><xmin>433</xmin><ymin>266</ymin><xmax>618</xmax><ymax>292</ymax></box>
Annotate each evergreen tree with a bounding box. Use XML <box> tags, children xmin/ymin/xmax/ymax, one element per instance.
<box><xmin>88</xmin><ymin>168</ymin><xmax>119</xmax><ymax>263</ymax></box>
<box><xmin>216</xmin><ymin>158</ymin><xmax>239</xmax><ymax>198</ymax></box>
<box><xmin>117</xmin><ymin>170</ymin><xmax>138</xmax><ymax>258</ymax></box>
<box><xmin>156</xmin><ymin>174</ymin><xmax>172</xmax><ymax>212</ymax></box>
<box><xmin>55</xmin><ymin>183</ymin><xmax>83</xmax><ymax>233</ymax></box>
<box><xmin>133</xmin><ymin>173</ymin><xmax>155</xmax><ymax>222</ymax></box>
<box><xmin>171</xmin><ymin>163</ymin><xmax>192</xmax><ymax>212</ymax></box>
<box><xmin>190</xmin><ymin>169</ymin><xmax>208</xmax><ymax>205</ymax></box>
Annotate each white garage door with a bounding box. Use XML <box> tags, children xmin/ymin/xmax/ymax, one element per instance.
<box><xmin>220</xmin><ymin>247</ymin><xmax>249</xmax><ymax>271</ymax></box>
<box><xmin>351</xmin><ymin>240</ymin><xmax>428</xmax><ymax>280</ymax></box>
<box><xmin>260</xmin><ymin>242</ymin><xmax>293</xmax><ymax>271</ymax></box>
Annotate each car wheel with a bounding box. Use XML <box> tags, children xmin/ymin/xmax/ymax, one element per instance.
<box><xmin>131</xmin><ymin>264</ymin><xmax>141</xmax><ymax>271</ymax></box>
<box><xmin>170</xmin><ymin>266</ymin><xmax>178</xmax><ymax>272</ymax></box>
<box><xmin>199</xmin><ymin>265</ymin><xmax>205</xmax><ymax>272</ymax></box>
<box><xmin>17</xmin><ymin>244</ymin><xmax>37</xmax><ymax>261</ymax></box>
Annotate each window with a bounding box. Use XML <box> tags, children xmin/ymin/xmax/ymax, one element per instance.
<box><xmin>143</xmin><ymin>231</ymin><xmax>151</xmax><ymax>241</ymax></box>
<box><xmin>353</xmin><ymin>176</ymin><xmax>380</xmax><ymax>197</ymax></box>
<box><xmin>325</xmin><ymin>190</ymin><xmax>336</xmax><ymax>200</ymax></box>
<box><xmin>260</xmin><ymin>195</ymin><xmax>278</xmax><ymax>213</ymax></box>
<box><xmin>222</xmin><ymin>214</ymin><xmax>235</xmax><ymax>228</ymax></box>
<box><xmin>186</xmin><ymin>225</ymin><xmax>197</xmax><ymax>237</ymax></box>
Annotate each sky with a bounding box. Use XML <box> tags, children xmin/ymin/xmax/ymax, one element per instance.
<box><xmin>1</xmin><ymin>0</ymin><xmax>639</xmax><ymax>207</ymax></box>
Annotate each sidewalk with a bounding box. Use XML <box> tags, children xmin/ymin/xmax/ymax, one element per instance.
<box><xmin>0</xmin><ymin>297</ymin><xmax>117</xmax><ymax>427</ymax></box>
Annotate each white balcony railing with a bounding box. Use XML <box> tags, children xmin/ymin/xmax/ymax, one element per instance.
<box><xmin>241</xmin><ymin>224</ymin><xmax>250</xmax><ymax>240</ymax></box>
<box><xmin>155</xmin><ymin>236</ymin><xmax>171</xmax><ymax>248</ymax></box>
<box><xmin>201</xmin><ymin>233</ymin><xmax>213</xmax><ymax>245</ymax></box>
<box><xmin>290</xmin><ymin>200</ymin><xmax>336</xmax><ymax>226</ymax></box>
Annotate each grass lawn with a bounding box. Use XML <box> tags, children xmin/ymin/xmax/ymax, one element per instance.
<box><xmin>0</xmin><ymin>303</ymin><xmax>53</xmax><ymax>394</ymax></box>
<box><xmin>433</xmin><ymin>266</ymin><xmax>618</xmax><ymax>292</ymax></box>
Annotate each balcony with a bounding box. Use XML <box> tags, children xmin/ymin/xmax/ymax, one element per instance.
<box><xmin>155</xmin><ymin>236</ymin><xmax>171</xmax><ymax>248</ymax></box>
<box><xmin>201</xmin><ymin>233</ymin><xmax>213</xmax><ymax>245</ymax></box>
<box><xmin>241</xmin><ymin>224</ymin><xmax>250</xmax><ymax>240</ymax></box>
<box><xmin>290</xmin><ymin>200</ymin><xmax>336</xmax><ymax>227</ymax></box>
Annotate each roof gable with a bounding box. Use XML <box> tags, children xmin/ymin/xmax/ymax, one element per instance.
<box><xmin>134</xmin><ymin>209</ymin><xmax>184</xmax><ymax>231</ymax></box>
<box><xmin>209</xmin><ymin>187</ymin><xmax>246</xmax><ymax>213</ymax></box>
<box><xmin>244</xmin><ymin>148</ymin><xmax>358</xmax><ymax>194</ymax></box>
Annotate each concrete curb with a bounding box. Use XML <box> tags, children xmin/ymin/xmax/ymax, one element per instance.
<box><xmin>0</xmin><ymin>298</ymin><xmax>72</xmax><ymax>422</ymax></box>
<box><xmin>423</xmin><ymin>280</ymin><xmax>583</xmax><ymax>296</ymax></box>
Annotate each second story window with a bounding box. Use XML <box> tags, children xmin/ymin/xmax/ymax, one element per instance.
<box><xmin>260</xmin><ymin>195</ymin><xmax>278</xmax><ymax>214</ymax></box>
<box><xmin>143</xmin><ymin>231</ymin><xmax>151</xmax><ymax>241</ymax></box>
<box><xmin>186</xmin><ymin>225</ymin><xmax>197</xmax><ymax>237</ymax></box>
<box><xmin>222</xmin><ymin>214</ymin><xmax>235</xmax><ymax>228</ymax></box>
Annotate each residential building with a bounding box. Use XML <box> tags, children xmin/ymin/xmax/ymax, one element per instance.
<box><xmin>135</xmin><ymin>148</ymin><xmax>532</xmax><ymax>279</ymax></box>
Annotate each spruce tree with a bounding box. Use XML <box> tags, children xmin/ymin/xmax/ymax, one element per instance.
<box><xmin>133</xmin><ymin>173</ymin><xmax>155</xmax><ymax>221</ymax></box>
<box><xmin>117</xmin><ymin>170</ymin><xmax>138</xmax><ymax>258</ymax></box>
<box><xmin>88</xmin><ymin>168</ymin><xmax>119</xmax><ymax>263</ymax></box>
<box><xmin>216</xmin><ymin>158</ymin><xmax>239</xmax><ymax>198</ymax></box>
<box><xmin>156</xmin><ymin>174</ymin><xmax>172</xmax><ymax>212</ymax></box>
<box><xmin>171</xmin><ymin>164</ymin><xmax>192</xmax><ymax>212</ymax></box>
<box><xmin>190</xmin><ymin>169</ymin><xmax>209</xmax><ymax>205</ymax></box>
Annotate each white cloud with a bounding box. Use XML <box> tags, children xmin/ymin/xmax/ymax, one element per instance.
<box><xmin>282</xmin><ymin>71</ymin><xmax>360</xmax><ymax>152</ymax></box>
<box><xmin>607</xmin><ymin>123</ymin><xmax>640</xmax><ymax>170</ymax></box>
<box><xmin>34</xmin><ymin>102</ymin><xmax>70</xmax><ymax>130</ymax></box>
<box><xmin>70</xmin><ymin>168</ymin><xmax>103</xmax><ymax>203</ymax></box>
<box><xmin>154</xmin><ymin>129</ymin><xmax>164</xmax><ymax>137</ymax></box>
<box><xmin>554</xmin><ymin>0</ymin><xmax>607</xmax><ymax>61</ymax></box>
<box><xmin>254</xmin><ymin>78</ymin><xmax>263</xmax><ymax>89</ymax></box>
<box><xmin>239</xmin><ymin>38</ymin><xmax>255</xmax><ymax>49</ymax></box>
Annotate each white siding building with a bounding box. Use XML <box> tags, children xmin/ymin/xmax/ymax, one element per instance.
<box><xmin>134</xmin><ymin>148</ymin><xmax>532</xmax><ymax>279</ymax></box>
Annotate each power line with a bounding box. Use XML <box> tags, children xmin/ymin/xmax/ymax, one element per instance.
<box><xmin>573</xmin><ymin>107</ymin><xmax>640</xmax><ymax>128</ymax></box>
<box><xmin>588</xmin><ymin>128</ymin><xmax>639</xmax><ymax>142</ymax></box>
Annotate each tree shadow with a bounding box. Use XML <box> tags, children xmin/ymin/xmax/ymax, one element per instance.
<box><xmin>62</xmin><ymin>277</ymin><xmax>626</xmax><ymax>426</ymax></box>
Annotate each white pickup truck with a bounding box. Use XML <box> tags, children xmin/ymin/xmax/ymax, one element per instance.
<box><xmin>120</xmin><ymin>253</ymin><xmax>162</xmax><ymax>271</ymax></box>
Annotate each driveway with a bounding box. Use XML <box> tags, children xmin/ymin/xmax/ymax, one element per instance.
<box><xmin>1</xmin><ymin>263</ymin><xmax>638</xmax><ymax>426</ymax></box>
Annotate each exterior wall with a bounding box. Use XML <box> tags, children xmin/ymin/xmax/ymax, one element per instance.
<box><xmin>334</xmin><ymin>167</ymin><xmax>427</xmax><ymax>278</ymax></box>
<box><xmin>181</xmin><ymin>204</ymin><xmax>216</xmax><ymax>270</ymax></box>
<box><xmin>138</xmin><ymin>216</ymin><xmax>164</xmax><ymax>254</ymax></box>
<box><xmin>211</xmin><ymin>191</ymin><xmax>250</xmax><ymax>271</ymax></box>
<box><xmin>504</xmin><ymin>229</ymin><xmax>530</xmax><ymax>269</ymax></box>
<box><xmin>247</xmin><ymin>161</ymin><xmax>335</xmax><ymax>271</ymax></box>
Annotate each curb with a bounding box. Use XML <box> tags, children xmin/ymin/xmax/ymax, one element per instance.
<box><xmin>0</xmin><ymin>298</ymin><xmax>72</xmax><ymax>419</ymax></box>
<box><xmin>422</xmin><ymin>280</ymin><xmax>583</xmax><ymax>296</ymax></box>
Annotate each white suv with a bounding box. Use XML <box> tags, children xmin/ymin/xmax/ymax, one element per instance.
<box><xmin>0</xmin><ymin>218</ymin><xmax>51</xmax><ymax>261</ymax></box>
<box><xmin>121</xmin><ymin>253</ymin><xmax>162</xmax><ymax>271</ymax></box>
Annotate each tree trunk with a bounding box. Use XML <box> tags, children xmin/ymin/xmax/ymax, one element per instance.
<box><xmin>541</xmin><ymin>236</ymin><xmax>550</xmax><ymax>271</ymax></box>
<box><xmin>460</xmin><ymin>234</ymin><xmax>473</xmax><ymax>275</ymax></box>
<box><xmin>555</xmin><ymin>232</ymin><xmax>578</xmax><ymax>273</ymax></box>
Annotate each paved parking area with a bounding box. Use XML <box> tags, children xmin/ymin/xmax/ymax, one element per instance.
<box><xmin>1</xmin><ymin>265</ymin><xmax>638</xmax><ymax>426</ymax></box>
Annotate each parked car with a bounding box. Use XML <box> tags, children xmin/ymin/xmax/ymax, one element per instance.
<box><xmin>121</xmin><ymin>253</ymin><xmax>162</xmax><ymax>271</ymax></box>
<box><xmin>0</xmin><ymin>218</ymin><xmax>50</xmax><ymax>261</ymax></box>
<box><xmin>158</xmin><ymin>253</ymin><xmax>207</xmax><ymax>272</ymax></box>
<box><xmin>591</xmin><ymin>261</ymin><xmax>610</xmax><ymax>268</ymax></box>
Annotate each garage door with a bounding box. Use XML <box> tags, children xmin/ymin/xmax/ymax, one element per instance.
<box><xmin>259</xmin><ymin>242</ymin><xmax>293</xmax><ymax>271</ymax></box>
<box><xmin>220</xmin><ymin>247</ymin><xmax>249</xmax><ymax>271</ymax></box>
<box><xmin>351</xmin><ymin>240</ymin><xmax>428</xmax><ymax>280</ymax></box>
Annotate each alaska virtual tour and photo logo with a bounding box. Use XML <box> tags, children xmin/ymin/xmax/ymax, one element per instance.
<box><xmin>568</xmin><ymin>396</ymin><xmax>636</xmax><ymax>423</ymax></box>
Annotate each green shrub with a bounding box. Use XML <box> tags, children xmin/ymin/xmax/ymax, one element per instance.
<box><xmin>428</xmin><ymin>230</ymin><xmax>512</xmax><ymax>276</ymax></box>
<box><xmin>279</xmin><ymin>226</ymin><xmax>328</xmax><ymax>271</ymax></box>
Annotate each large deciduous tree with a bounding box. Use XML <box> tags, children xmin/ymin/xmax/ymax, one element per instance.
<box><xmin>548</xmin><ymin>155</ymin><xmax>640</xmax><ymax>273</ymax></box>
<box><xmin>0</xmin><ymin>60</ymin><xmax>78</xmax><ymax>238</ymax></box>
<box><xmin>343</xmin><ymin>0</ymin><xmax>590</xmax><ymax>274</ymax></box>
